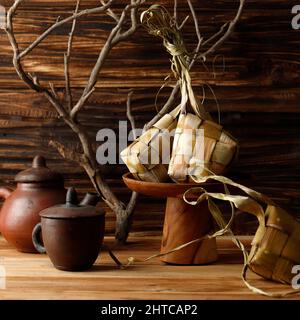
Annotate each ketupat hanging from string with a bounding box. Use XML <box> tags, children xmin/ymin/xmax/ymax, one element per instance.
<box><xmin>120</xmin><ymin>105</ymin><xmax>179</xmax><ymax>182</ymax></box>
<box><xmin>141</xmin><ymin>5</ymin><xmax>238</xmax><ymax>183</ymax></box>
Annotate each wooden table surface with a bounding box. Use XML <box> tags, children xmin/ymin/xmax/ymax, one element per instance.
<box><xmin>0</xmin><ymin>235</ymin><xmax>299</xmax><ymax>300</ymax></box>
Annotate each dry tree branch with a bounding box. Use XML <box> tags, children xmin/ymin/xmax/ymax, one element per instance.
<box><xmin>49</xmin><ymin>82</ymin><xmax>59</xmax><ymax>101</ymax></box>
<box><xmin>49</xmin><ymin>140</ymin><xmax>85</xmax><ymax>164</ymax></box>
<box><xmin>101</xmin><ymin>0</ymin><xmax>120</xmax><ymax>22</ymax></box>
<box><xmin>126</xmin><ymin>90</ymin><xmax>137</xmax><ymax>140</ymax></box>
<box><xmin>115</xmin><ymin>90</ymin><xmax>139</xmax><ymax>240</ymax></box>
<box><xmin>199</xmin><ymin>0</ymin><xmax>245</xmax><ymax>61</ymax></box>
<box><xmin>186</xmin><ymin>0</ymin><xmax>203</xmax><ymax>68</ymax></box>
<box><xmin>64</xmin><ymin>0</ymin><xmax>80</xmax><ymax>111</ymax></box>
<box><xmin>71</xmin><ymin>87</ymin><xmax>95</xmax><ymax>118</ymax></box>
<box><xmin>178</xmin><ymin>15</ymin><xmax>190</xmax><ymax>30</ymax></box>
<box><xmin>111</xmin><ymin>1</ymin><xmax>141</xmax><ymax>44</ymax></box>
<box><xmin>173</xmin><ymin>0</ymin><xmax>178</xmax><ymax>28</ymax></box>
<box><xmin>185</xmin><ymin>0</ymin><xmax>213</xmax><ymax>121</ymax></box>
<box><xmin>144</xmin><ymin>84</ymin><xmax>180</xmax><ymax>131</ymax></box>
<box><xmin>173</xmin><ymin>0</ymin><xmax>190</xmax><ymax>30</ymax></box>
<box><xmin>202</xmin><ymin>22</ymin><xmax>229</xmax><ymax>47</ymax></box>
<box><xmin>18</xmin><ymin>0</ymin><xmax>115</xmax><ymax>59</ymax></box>
<box><xmin>71</xmin><ymin>0</ymin><xmax>145</xmax><ymax>120</ymax></box>
<box><xmin>5</xmin><ymin>0</ymin><xmax>145</xmax><ymax>244</ymax></box>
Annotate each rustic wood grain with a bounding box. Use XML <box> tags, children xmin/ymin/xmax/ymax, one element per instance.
<box><xmin>0</xmin><ymin>235</ymin><xmax>299</xmax><ymax>300</ymax></box>
<box><xmin>0</xmin><ymin>0</ymin><xmax>300</xmax><ymax>236</ymax></box>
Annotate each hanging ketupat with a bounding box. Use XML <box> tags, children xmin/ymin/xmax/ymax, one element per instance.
<box><xmin>130</xmin><ymin>5</ymin><xmax>237</xmax><ymax>183</ymax></box>
<box><xmin>167</xmin><ymin>72</ymin><xmax>238</xmax><ymax>182</ymax></box>
<box><xmin>121</xmin><ymin>106</ymin><xmax>179</xmax><ymax>182</ymax></box>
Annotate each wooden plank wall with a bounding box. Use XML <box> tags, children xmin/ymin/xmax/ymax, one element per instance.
<box><xmin>0</xmin><ymin>0</ymin><xmax>299</xmax><ymax>236</ymax></box>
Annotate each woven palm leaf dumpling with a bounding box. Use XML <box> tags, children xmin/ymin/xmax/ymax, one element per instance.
<box><xmin>249</xmin><ymin>205</ymin><xmax>300</xmax><ymax>284</ymax></box>
<box><xmin>120</xmin><ymin>107</ymin><xmax>178</xmax><ymax>183</ymax></box>
<box><xmin>121</xmin><ymin>5</ymin><xmax>239</xmax><ymax>183</ymax></box>
<box><xmin>168</xmin><ymin>112</ymin><xmax>238</xmax><ymax>183</ymax></box>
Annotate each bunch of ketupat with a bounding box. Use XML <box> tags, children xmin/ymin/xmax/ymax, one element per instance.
<box><xmin>121</xmin><ymin>5</ymin><xmax>238</xmax><ymax>183</ymax></box>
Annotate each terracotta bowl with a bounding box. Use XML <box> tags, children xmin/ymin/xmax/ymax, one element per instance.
<box><xmin>122</xmin><ymin>173</ymin><xmax>221</xmax><ymax>198</ymax></box>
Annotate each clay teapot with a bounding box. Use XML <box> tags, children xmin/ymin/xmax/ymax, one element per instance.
<box><xmin>32</xmin><ymin>188</ymin><xmax>104</xmax><ymax>271</ymax></box>
<box><xmin>0</xmin><ymin>155</ymin><xmax>66</xmax><ymax>253</ymax></box>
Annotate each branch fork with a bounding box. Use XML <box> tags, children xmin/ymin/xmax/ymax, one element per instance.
<box><xmin>4</xmin><ymin>0</ymin><xmax>244</xmax><ymax>243</ymax></box>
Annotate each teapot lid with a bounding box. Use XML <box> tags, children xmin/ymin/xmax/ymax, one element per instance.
<box><xmin>39</xmin><ymin>187</ymin><xmax>104</xmax><ymax>219</ymax></box>
<box><xmin>15</xmin><ymin>155</ymin><xmax>64</xmax><ymax>184</ymax></box>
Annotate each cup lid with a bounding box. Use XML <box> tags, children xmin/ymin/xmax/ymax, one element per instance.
<box><xmin>15</xmin><ymin>155</ymin><xmax>64</xmax><ymax>184</ymax></box>
<box><xmin>39</xmin><ymin>187</ymin><xmax>105</xmax><ymax>219</ymax></box>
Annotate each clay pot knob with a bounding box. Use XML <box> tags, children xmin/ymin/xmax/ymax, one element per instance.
<box><xmin>32</xmin><ymin>155</ymin><xmax>47</xmax><ymax>168</ymax></box>
<box><xmin>66</xmin><ymin>187</ymin><xmax>79</xmax><ymax>206</ymax></box>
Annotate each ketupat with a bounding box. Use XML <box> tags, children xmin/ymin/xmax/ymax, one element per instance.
<box><xmin>168</xmin><ymin>112</ymin><xmax>238</xmax><ymax>183</ymax></box>
<box><xmin>121</xmin><ymin>106</ymin><xmax>179</xmax><ymax>182</ymax></box>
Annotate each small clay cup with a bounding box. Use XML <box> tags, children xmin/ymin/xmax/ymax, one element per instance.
<box><xmin>32</xmin><ymin>188</ymin><xmax>105</xmax><ymax>271</ymax></box>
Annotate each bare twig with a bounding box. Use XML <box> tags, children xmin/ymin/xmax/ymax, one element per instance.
<box><xmin>125</xmin><ymin>90</ymin><xmax>138</xmax><ymax>233</ymax></box>
<box><xmin>186</xmin><ymin>0</ymin><xmax>203</xmax><ymax>68</ymax></box>
<box><xmin>199</xmin><ymin>0</ymin><xmax>245</xmax><ymax>61</ymax></box>
<box><xmin>101</xmin><ymin>0</ymin><xmax>120</xmax><ymax>22</ymax></box>
<box><xmin>71</xmin><ymin>88</ymin><xmax>95</xmax><ymax>119</ymax></box>
<box><xmin>19</xmin><ymin>0</ymin><xmax>115</xmax><ymax>59</ymax></box>
<box><xmin>49</xmin><ymin>82</ymin><xmax>59</xmax><ymax>101</ymax></box>
<box><xmin>5</xmin><ymin>1</ymin><xmax>44</xmax><ymax>93</ymax></box>
<box><xmin>28</xmin><ymin>72</ymin><xmax>39</xmax><ymax>86</ymax></box>
<box><xmin>202</xmin><ymin>22</ymin><xmax>229</xmax><ymax>47</ymax></box>
<box><xmin>144</xmin><ymin>84</ymin><xmax>180</xmax><ymax>131</ymax></box>
<box><xmin>173</xmin><ymin>0</ymin><xmax>178</xmax><ymax>27</ymax></box>
<box><xmin>174</xmin><ymin>0</ymin><xmax>190</xmax><ymax>30</ymax></box>
<box><xmin>127</xmin><ymin>191</ymin><xmax>138</xmax><ymax>215</ymax></box>
<box><xmin>126</xmin><ymin>91</ymin><xmax>137</xmax><ymax>140</ymax></box>
<box><xmin>71</xmin><ymin>0</ymin><xmax>145</xmax><ymax>120</ymax></box>
<box><xmin>111</xmin><ymin>0</ymin><xmax>145</xmax><ymax>45</ymax></box>
<box><xmin>178</xmin><ymin>15</ymin><xmax>190</xmax><ymax>30</ymax></box>
<box><xmin>64</xmin><ymin>0</ymin><xmax>80</xmax><ymax>111</ymax></box>
<box><xmin>49</xmin><ymin>140</ymin><xmax>85</xmax><ymax>164</ymax></box>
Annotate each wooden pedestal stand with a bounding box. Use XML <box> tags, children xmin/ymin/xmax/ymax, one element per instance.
<box><xmin>123</xmin><ymin>173</ymin><xmax>218</xmax><ymax>265</ymax></box>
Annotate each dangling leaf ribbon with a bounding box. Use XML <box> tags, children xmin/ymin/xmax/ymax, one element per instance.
<box><xmin>181</xmin><ymin>175</ymin><xmax>300</xmax><ymax>298</ymax></box>
<box><xmin>108</xmin><ymin>174</ymin><xmax>300</xmax><ymax>298</ymax></box>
